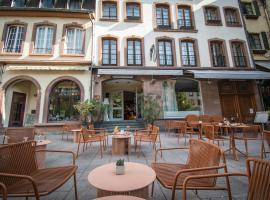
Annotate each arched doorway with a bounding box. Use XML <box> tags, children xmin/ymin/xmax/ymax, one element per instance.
<box><xmin>2</xmin><ymin>76</ymin><xmax>41</xmax><ymax>127</ymax></box>
<box><xmin>102</xmin><ymin>79</ymin><xmax>143</xmax><ymax>121</ymax></box>
<box><xmin>47</xmin><ymin>80</ymin><xmax>82</xmax><ymax>122</ymax></box>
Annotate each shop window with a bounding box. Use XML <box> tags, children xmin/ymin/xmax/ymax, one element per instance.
<box><xmin>163</xmin><ymin>79</ymin><xmax>201</xmax><ymax>118</ymax></box>
<box><xmin>48</xmin><ymin>80</ymin><xmax>81</xmax><ymax>122</ymax></box>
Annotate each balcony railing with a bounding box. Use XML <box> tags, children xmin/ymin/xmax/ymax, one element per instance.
<box><xmin>3</xmin><ymin>47</ymin><xmax>21</xmax><ymax>53</ymax></box>
<box><xmin>234</xmin><ymin>56</ymin><xmax>247</xmax><ymax>67</ymax></box>
<box><xmin>178</xmin><ymin>19</ymin><xmax>194</xmax><ymax>30</ymax></box>
<box><xmin>34</xmin><ymin>48</ymin><xmax>52</xmax><ymax>54</ymax></box>
<box><xmin>212</xmin><ymin>55</ymin><xmax>226</xmax><ymax>67</ymax></box>
<box><xmin>64</xmin><ymin>49</ymin><xmax>83</xmax><ymax>55</ymax></box>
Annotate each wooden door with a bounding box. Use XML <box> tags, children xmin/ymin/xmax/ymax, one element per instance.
<box><xmin>220</xmin><ymin>94</ymin><xmax>239</xmax><ymax>121</ymax></box>
<box><xmin>238</xmin><ymin>94</ymin><xmax>256</xmax><ymax>123</ymax></box>
<box><xmin>9</xmin><ymin>92</ymin><xmax>26</xmax><ymax>127</ymax></box>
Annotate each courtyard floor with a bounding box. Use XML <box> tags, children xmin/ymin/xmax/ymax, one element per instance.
<box><xmin>11</xmin><ymin>131</ymin><xmax>269</xmax><ymax>200</ymax></box>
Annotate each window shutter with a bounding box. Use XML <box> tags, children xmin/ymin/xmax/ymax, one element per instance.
<box><xmin>253</xmin><ymin>1</ymin><xmax>261</xmax><ymax>16</ymax></box>
<box><xmin>247</xmin><ymin>32</ymin><xmax>254</xmax><ymax>48</ymax></box>
<box><xmin>261</xmin><ymin>32</ymin><xmax>270</xmax><ymax>49</ymax></box>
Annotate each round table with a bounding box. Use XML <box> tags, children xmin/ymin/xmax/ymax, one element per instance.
<box><xmin>94</xmin><ymin>195</ymin><xmax>144</xmax><ymax>200</ymax></box>
<box><xmin>88</xmin><ymin>162</ymin><xmax>156</xmax><ymax>199</ymax></box>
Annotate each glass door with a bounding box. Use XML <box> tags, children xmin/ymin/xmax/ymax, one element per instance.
<box><xmin>110</xmin><ymin>91</ymin><xmax>123</xmax><ymax>120</ymax></box>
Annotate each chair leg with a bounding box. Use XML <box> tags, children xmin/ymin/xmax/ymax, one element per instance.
<box><xmin>244</xmin><ymin>140</ymin><xmax>248</xmax><ymax>155</ymax></box>
<box><xmin>100</xmin><ymin>141</ymin><xmax>103</xmax><ymax>158</ymax></box>
<box><xmin>73</xmin><ymin>173</ymin><xmax>78</xmax><ymax>200</ymax></box>
<box><xmin>151</xmin><ymin>181</ymin><xmax>155</xmax><ymax>197</ymax></box>
<box><xmin>261</xmin><ymin>140</ymin><xmax>264</xmax><ymax>159</ymax></box>
<box><xmin>76</xmin><ymin>142</ymin><xmax>81</xmax><ymax>158</ymax></box>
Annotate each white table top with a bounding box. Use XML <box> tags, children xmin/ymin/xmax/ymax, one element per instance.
<box><xmin>88</xmin><ymin>162</ymin><xmax>156</xmax><ymax>192</ymax></box>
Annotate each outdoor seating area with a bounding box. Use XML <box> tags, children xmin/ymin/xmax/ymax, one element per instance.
<box><xmin>0</xmin><ymin>121</ymin><xmax>269</xmax><ymax>200</ymax></box>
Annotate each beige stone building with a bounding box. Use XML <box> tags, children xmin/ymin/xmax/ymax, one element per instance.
<box><xmin>0</xmin><ymin>2</ymin><xmax>95</xmax><ymax>127</ymax></box>
<box><xmin>240</xmin><ymin>0</ymin><xmax>270</xmax><ymax>110</ymax></box>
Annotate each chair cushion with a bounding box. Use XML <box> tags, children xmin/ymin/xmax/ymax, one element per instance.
<box><xmin>7</xmin><ymin>165</ymin><xmax>77</xmax><ymax>197</ymax></box>
<box><xmin>151</xmin><ymin>162</ymin><xmax>215</xmax><ymax>189</ymax></box>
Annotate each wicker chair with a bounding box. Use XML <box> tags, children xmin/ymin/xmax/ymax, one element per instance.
<box><xmin>151</xmin><ymin>139</ymin><xmax>231</xmax><ymax>200</ymax></box>
<box><xmin>62</xmin><ymin>123</ymin><xmax>81</xmax><ymax>140</ymax></box>
<box><xmin>182</xmin><ymin>158</ymin><xmax>270</xmax><ymax>200</ymax></box>
<box><xmin>5</xmin><ymin>127</ymin><xmax>35</xmax><ymax>143</ymax></box>
<box><xmin>201</xmin><ymin>124</ymin><xmax>230</xmax><ymax>146</ymax></box>
<box><xmin>88</xmin><ymin>124</ymin><xmax>109</xmax><ymax>147</ymax></box>
<box><xmin>174</xmin><ymin>121</ymin><xmax>187</xmax><ymax>145</ymax></box>
<box><xmin>185</xmin><ymin>115</ymin><xmax>200</xmax><ymax>139</ymax></box>
<box><xmin>262</xmin><ymin>130</ymin><xmax>270</xmax><ymax>158</ymax></box>
<box><xmin>0</xmin><ymin>141</ymin><xmax>78</xmax><ymax>200</ymax></box>
<box><xmin>76</xmin><ymin>128</ymin><xmax>106</xmax><ymax>158</ymax></box>
<box><xmin>199</xmin><ymin>115</ymin><xmax>211</xmax><ymax>123</ymax></box>
<box><xmin>134</xmin><ymin>125</ymin><xmax>161</xmax><ymax>157</ymax></box>
<box><xmin>0</xmin><ymin>182</ymin><xmax>7</xmax><ymax>200</ymax></box>
<box><xmin>211</xmin><ymin>115</ymin><xmax>223</xmax><ymax>123</ymax></box>
<box><xmin>234</xmin><ymin>125</ymin><xmax>263</xmax><ymax>158</ymax></box>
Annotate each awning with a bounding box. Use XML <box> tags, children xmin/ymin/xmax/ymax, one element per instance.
<box><xmin>255</xmin><ymin>61</ymin><xmax>270</xmax><ymax>70</ymax></box>
<box><xmin>6</xmin><ymin>65</ymin><xmax>89</xmax><ymax>71</ymax></box>
<box><xmin>98</xmin><ymin>69</ymin><xmax>183</xmax><ymax>76</ymax></box>
<box><xmin>187</xmin><ymin>70</ymin><xmax>270</xmax><ymax>79</ymax></box>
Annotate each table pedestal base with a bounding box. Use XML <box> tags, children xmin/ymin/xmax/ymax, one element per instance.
<box><xmin>97</xmin><ymin>185</ymin><xmax>149</xmax><ymax>199</ymax></box>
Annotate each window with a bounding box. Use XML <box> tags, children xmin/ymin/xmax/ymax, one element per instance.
<box><xmin>64</xmin><ymin>27</ymin><xmax>83</xmax><ymax>54</ymax></box>
<box><xmin>48</xmin><ymin>80</ymin><xmax>81</xmax><ymax>122</ymax></box>
<box><xmin>126</xmin><ymin>3</ymin><xmax>140</xmax><ymax>20</ymax></box>
<box><xmin>127</xmin><ymin>39</ymin><xmax>142</xmax><ymax>65</ymax></box>
<box><xmin>204</xmin><ymin>6</ymin><xmax>221</xmax><ymax>25</ymax></box>
<box><xmin>249</xmin><ymin>33</ymin><xmax>263</xmax><ymax>50</ymax></box>
<box><xmin>224</xmin><ymin>8</ymin><xmax>241</xmax><ymax>26</ymax></box>
<box><xmin>11</xmin><ymin>0</ymin><xmax>25</xmax><ymax>7</ymax></box>
<box><xmin>40</xmin><ymin>0</ymin><xmax>53</xmax><ymax>8</ymax></box>
<box><xmin>210</xmin><ymin>41</ymin><xmax>227</xmax><ymax>67</ymax></box>
<box><xmin>102</xmin><ymin>38</ymin><xmax>117</xmax><ymax>65</ymax></box>
<box><xmin>4</xmin><ymin>25</ymin><xmax>25</xmax><ymax>53</ymax></box>
<box><xmin>69</xmin><ymin>0</ymin><xmax>81</xmax><ymax>10</ymax></box>
<box><xmin>34</xmin><ymin>26</ymin><xmax>54</xmax><ymax>54</ymax></box>
<box><xmin>156</xmin><ymin>5</ymin><xmax>170</xmax><ymax>29</ymax></box>
<box><xmin>178</xmin><ymin>6</ymin><xmax>193</xmax><ymax>30</ymax></box>
<box><xmin>231</xmin><ymin>42</ymin><xmax>247</xmax><ymax>67</ymax></box>
<box><xmin>102</xmin><ymin>2</ymin><xmax>117</xmax><ymax>19</ymax></box>
<box><xmin>242</xmin><ymin>2</ymin><xmax>254</xmax><ymax>15</ymax></box>
<box><xmin>158</xmin><ymin>40</ymin><xmax>173</xmax><ymax>66</ymax></box>
<box><xmin>180</xmin><ymin>40</ymin><xmax>196</xmax><ymax>66</ymax></box>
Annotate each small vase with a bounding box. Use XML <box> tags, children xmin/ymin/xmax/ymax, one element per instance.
<box><xmin>116</xmin><ymin>165</ymin><xmax>125</xmax><ymax>175</ymax></box>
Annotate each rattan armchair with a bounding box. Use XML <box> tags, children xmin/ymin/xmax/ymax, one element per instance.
<box><xmin>76</xmin><ymin>128</ymin><xmax>106</xmax><ymax>158</ymax></box>
<box><xmin>182</xmin><ymin>158</ymin><xmax>270</xmax><ymax>200</ymax></box>
<box><xmin>88</xmin><ymin>124</ymin><xmax>109</xmax><ymax>147</ymax></box>
<box><xmin>134</xmin><ymin>125</ymin><xmax>161</xmax><ymax>157</ymax></box>
<box><xmin>262</xmin><ymin>130</ymin><xmax>270</xmax><ymax>158</ymax></box>
<box><xmin>151</xmin><ymin>139</ymin><xmax>231</xmax><ymax>200</ymax></box>
<box><xmin>234</xmin><ymin>125</ymin><xmax>263</xmax><ymax>158</ymax></box>
<box><xmin>201</xmin><ymin>124</ymin><xmax>230</xmax><ymax>146</ymax></box>
<box><xmin>5</xmin><ymin>127</ymin><xmax>35</xmax><ymax>143</ymax></box>
<box><xmin>185</xmin><ymin>115</ymin><xmax>200</xmax><ymax>139</ymax></box>
<box><xmin>62</xmin><ymin>123</ymin><xmax>81</xmax><ymax>140</ymax></box>
<box><xmin>0</xmin><ymin>141</ymin><xmax>78</xmax><ymax>200</ymax></box>
<box><xmin>0</xmin><ymin>182</ymin><xmax>7</xmax><ymax>200</ymax></box>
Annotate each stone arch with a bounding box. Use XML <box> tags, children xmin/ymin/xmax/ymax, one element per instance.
<box><xmin>1</xmin><ymin>75</ymin><xmax>41</xmax><ymax>125</ymax></box>
<box><xmin>43</xmin><ymin>76</ymin><xmax>85</xmax><ymax>123</ymax></box>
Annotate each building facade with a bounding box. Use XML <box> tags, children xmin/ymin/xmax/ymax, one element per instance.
<box><xmin>93</xmin><ymin>0</ymin><xmax>267</xmax><ymax>123</ymax></box>
<box><xmin>240</xmin><ymin>0</ymin><xmax>270</xmax><ymax>110</ymax></box>
<box><xmin>0</xmin><ymin>1</ymin><xmax>95</xmax><ymax>127</ymax></box>
<box><xmin>0</xmin><ymin>0</ymin><xmax>270</xmax><ymax>127</ymax></box>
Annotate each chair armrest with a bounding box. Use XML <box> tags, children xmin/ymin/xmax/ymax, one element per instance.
<box><xmin>35</xmin><ymin>150</ymin><xmax>76</xmax><ymax>165</ymax></box>
<box><xmin>182</xmin><ymin>172</ymin><xmax>247</xmax><ymax>200</ymax></box>
<box><xmin>0</xmin><ymin>182</ymin><xmax>7</xmax><ymax>200</ymax></box>
<box><xmin>172</xmin><ymin>164</ymin><xmax>228</xmax><ymax>199</ymax></box>
<box><xmin>0</xmin><ymin>173</ymin><xmax>40</xmax><ymax>199</ymax></box>
<box><xmin>135</xmin><ymin>130</ymin><xmax>150</xmax><ymax>135</ymax></box>
<box><xmin>154</xmin><ymin>147</ymin><xmax>189</xmax><ymax>161</ymax></box>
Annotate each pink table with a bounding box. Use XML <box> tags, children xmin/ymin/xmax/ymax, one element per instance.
<box><xmin>88</xmin><ymin>162</ymin><xmax>156</xmax><ymax>199</ymax></box>
<box><xmin>94</xmin><ymin>195</ymin><xmax>144</xmax><ymax>200</ymax></box>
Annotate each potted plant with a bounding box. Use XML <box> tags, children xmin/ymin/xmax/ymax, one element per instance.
<box><xmin>90</xmin><ymin>99</ymin><xmax>107</xmax><ymax>123</ymax></box>
<box><xmin>116</xmin><ymin>159</ymin><xmax>125</xmax><ymax>175</ymax></box>
<box><xmin>74</xmin><ymin>99</ymin><xmax>96</xmax><ymax>127</ymax></box>
<box><xmin>142</xmin><ymin>95</ymin><xmax>161</xmax><ymax>125</ymax></box>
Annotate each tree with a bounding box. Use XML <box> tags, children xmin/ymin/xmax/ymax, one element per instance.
<box><xmin>73</xmin><ymin>99</ymin><xmax>96</xmax><ymax>126</ymax></box>
<box><xmin>142</xmin><ymin>95</ymin><xmax>161</xmax><ymax>125</ymax></box>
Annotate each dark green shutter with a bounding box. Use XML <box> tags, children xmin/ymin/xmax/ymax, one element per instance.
<box><xmin>261</xmin><ymin>32</ymin><xmax>270</xmax><ymax>49</ymax></box>
<box><xmin>253</xmin><ymin>1</ymin><xmax>261</xmax><ymax>16</ymax></box>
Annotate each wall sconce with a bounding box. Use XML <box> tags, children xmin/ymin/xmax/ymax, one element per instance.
<box><xmin>207</xmin><ymin>79</ymin><xmax>212</xmax><ymax>85</ymax></box>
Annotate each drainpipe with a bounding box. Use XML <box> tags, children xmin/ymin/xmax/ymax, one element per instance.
<box><xmin>89</xmin><ymin>12</ymin><xmax>95</xmax><ymax>100</ymax></box>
